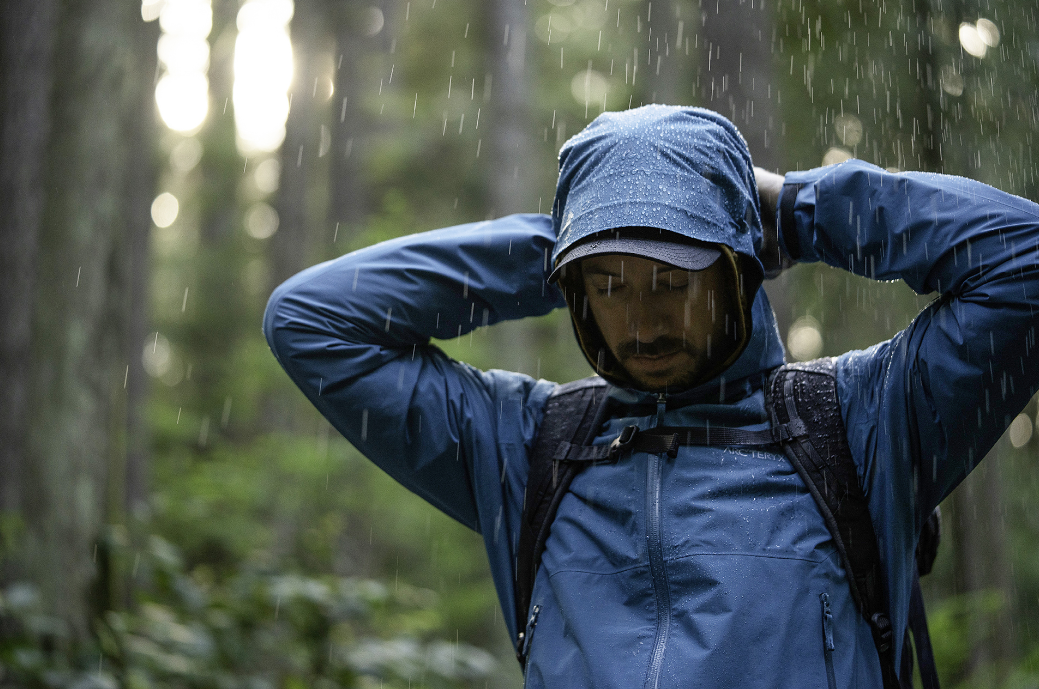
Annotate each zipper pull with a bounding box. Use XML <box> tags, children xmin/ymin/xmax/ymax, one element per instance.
<box><xmin>518</xmin><ymin>604</ymin><xmax>541</xmax><ymax>663</ymax></box>
<box><xmin>656</xmin><ymin>392</ymin><xmax>667</xmax><ymax>426</ymax></box>
<box><xmin>820</xmin><ymin>593</ymin><xmax>835</xmax><ymax>651</ymax></box>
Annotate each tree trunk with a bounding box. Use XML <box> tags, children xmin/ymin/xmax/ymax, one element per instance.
<box><xmin>639</xmin><ymin>0</ymin><xmax>696</xmax><ymax>106</ymax></box>
<box><xmin>948</xmin><ymin>438</ymin><xmax>1016</xmax><ymax>681</ymax></box>
<box><xmin>0</xmin><ymin>0</ymin><xmax>57</xmax><ymax>533</ymax></box>
<box><xmin>124</xmin><ymin>14</ymin><xmax>160</xmax><ymax>523</ymax></box>
<box><xmin>271</xmin><ymin>0</ymin><xmax>333</xmax><ymax>297</ymax></box>
<box><xmin>328</xmin><ymin>3</ymin><xmax>375</xmax><ymax>245</ymax></box>
<box><xmin>480</xmin><ymin>0</ymin><xmax>542</xmax><ymax>377</ymax></box>
<box><xmin>20</xmin><ymin>0</ymin><xmax>155</xmax><ymax>640</ymax></box>
<box><xmin>187</xmin><ymin>0</ymin><xmax>253</xmax><ymax>421</ymax></box>
<box><xmin>699</xmin><ymin>0</ymin><xmax>780</xmax><ymax>172</ymax></box>
<box><xmin>485</xmin><ymin>0</ymin><xmax>534</xmax><ymax>217</ymax></box>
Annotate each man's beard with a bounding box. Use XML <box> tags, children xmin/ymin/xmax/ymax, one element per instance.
<box><xmin>614</xmin><ymin>335</ymin><xmax>691</xmax><ymax>361</ymax></box>
<box><xmin>614</xmin><ymin>335</ymin><xmax>708</xmax><ymax>392</ymax></box>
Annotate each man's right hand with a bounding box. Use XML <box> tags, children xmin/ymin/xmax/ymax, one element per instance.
<box><xmin>754</xmin><ymin>166</ymin><xmax>793</xmax><ymax>279</ymax></box>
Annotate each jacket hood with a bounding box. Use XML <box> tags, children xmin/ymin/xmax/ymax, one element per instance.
<box><xmin>550</xmin><ymin>105</ymin><xmax>784</xmax><ymax>392</ymax></box>
<box><xmin>551</xmin><ymin>105</ymin><xmax>765</xmax><ymax>270</ymax></box>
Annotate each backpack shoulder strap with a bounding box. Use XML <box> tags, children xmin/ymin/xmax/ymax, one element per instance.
<box><xmin>768</xmin><ymin>358</ymin><xmax>902</xmax><ymax>685</ymax></box>
<box><xmin>514</xmin><ymin>376</ymin><xmax>609</xmax><ymax>666</ymax></box>
<box><xmin>768</xmin><ymin>358</ymin><xmax>939</xmax><ymax>689</ymax></box>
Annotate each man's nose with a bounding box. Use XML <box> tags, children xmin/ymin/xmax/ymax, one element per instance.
<box><xmin>627</xmin><ymin>296</ymin><xmax>674</xmax><ymax>337</ymax></box>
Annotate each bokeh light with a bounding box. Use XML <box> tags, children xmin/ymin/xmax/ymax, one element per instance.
<box><xmin>959</xmin><ymin>19</ymin><xmax>998</xmax><ymax>59</ymax></box>
<box><xmin>362</xmin><ymin>7</ymin><xmax>384</xmax><ymax>36</ymax></box>
<box><xmin>170</xmin><ymin>137</ymin><xmax>203</xmax><ymax>173</ymax></box>
<box><xmin>535</xmin><ymin>13</ymin><xmax>573</xmax><ymax>44</ymax></box>
<box><xmin>1009</xmin><ymin>413</ymin><xmax>1033</xmax><ymax>449</ymax></box>
<box><xmin>141</xmin><ymin>0</ymin><xmax>165</xmax><ymax>22</ymax></box>
<box><xmin>571</xmin><ymin>69</ymin><xmax>609</xmax><ymax>111</ymax></box>
<box><xmin>151</xmin><ymin>192</ymin><xmax>180</xmax><ymax>228</ymax></box>
<box><xmin>787</xmin><ymin>316</ymin><xmax>824</xmax><ymax>362</ymax></box>
<box><xmin>233</xmin><ymin>0</ymin><xmax>295</xmax><ymax>153</ymax></box>
<box><xmin>142</xmin><ymin>332</ymin><xmax>184</xmax><ymax>386</ymax></box>
<box><xmin>822</xmin><ymin>147</ymin><xmax>853</xmax><ymax>167</ymax></box>
<box><xmin>833</xmin><ymin>114</ymin><xmax>862</xmax><ymax>148</ymax></box>
<box><xmin>976</xmin><ymin>18</ymin><xmax>1000</xmax><ymax>48</ymax></box>
<box><xmin>142</xmin><ymin>333</ymin><xmax>173</xmax><ymax>378</ymax></box>
<box><xmin>253</xmin><ymin>158</ymin><xmax>281</xmax><ymax>194</ymax></box>
<box><xmin>152</xmin><ymin>0</ymin><xmax>212</xmax><ymax>133</ymax></box>
<box><xmin>940</xmin><ymin>66</ymin><xmax>964</xmax><ymax>97</ymax></box>
<box><xmin>245</xmin><ymin>202</ymin><xmax>280</xmax><ymax>239</ymax></box>
<box><xmin>156</xmin><ymin>73</ymin><xmax>210</xmax><ymax>132</ymax></box>
<box><xmin>959</xmin><ymin>23</ymin><xmax>987</xmax><ymax>58</ymax></box>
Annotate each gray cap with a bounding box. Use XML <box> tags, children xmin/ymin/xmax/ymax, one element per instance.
<box><xmin>549</xmin><ymin>234</ymin><xmax>721</xmax><ymax>283</ymax></box>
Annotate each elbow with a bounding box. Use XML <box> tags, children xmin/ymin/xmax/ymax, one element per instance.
<box><xmin>263</xmin><ymin>291</ymin><xmax>285</xmax><ymax>364</ymax></box>
<box><xmin>263</xmin><ymin>277</ymin><xmax>298</xmax><ymax>364</ymax></box>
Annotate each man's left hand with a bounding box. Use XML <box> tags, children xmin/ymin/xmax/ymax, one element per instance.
<box><xmin>754</xmin><ymin>167</ymin><xmax>793</xmax><ymax>279</ymax></box>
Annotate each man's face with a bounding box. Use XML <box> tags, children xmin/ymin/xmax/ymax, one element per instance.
<box><xmin>581</xmin><ymin>253</ymin><xmax>739</xmax><ymax>391</ymax></box>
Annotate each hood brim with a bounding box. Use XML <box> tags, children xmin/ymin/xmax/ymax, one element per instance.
<box><xmin>549</xmin><ymin>231</ymin><xmax>722</xmax><ymax>284</ymax></box>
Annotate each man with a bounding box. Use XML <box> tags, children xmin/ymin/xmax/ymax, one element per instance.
<box><xmin>264</xmin><ymin>105</ymin><xmax>1039</xmax><ymax>687</ymax></box>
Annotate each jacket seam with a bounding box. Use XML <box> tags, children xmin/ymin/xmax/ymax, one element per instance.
<box><xmin>545</xmin><ymin>550</ymin><xmax>828</xmax><ymax>580</ymax></box>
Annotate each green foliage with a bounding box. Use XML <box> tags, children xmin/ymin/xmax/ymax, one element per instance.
<box><xmin>0</xmin><ymin>532</ymin><xmax>494</xmax><ymax>689</ymax></box>
<box><xmin>927</xmin><ymin>589</ymin><xmax>1006</xmax><ymax>686</ymax></box>
<box><xmin>921</xmin><ymin>588</ymin><xmax>1039</xmax><ymax>689</ymax></box>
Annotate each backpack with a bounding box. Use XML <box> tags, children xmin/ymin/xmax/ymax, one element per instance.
<box><xmin>514</xmin><ymin>358</ymin><xmax>941</xmax><ymax>689</ymax></box>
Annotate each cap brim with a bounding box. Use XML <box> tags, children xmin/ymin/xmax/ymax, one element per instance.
<box><xmin>549</xmin><ymin>235</ymin><xmax>721</xmax><ymax>283</ymax></box>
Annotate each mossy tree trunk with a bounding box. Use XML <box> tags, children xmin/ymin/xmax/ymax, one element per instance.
<box><xmin>2</xmin><ymin>0</ymin><xmax>157</xmax><ymax>642</ymax></box>
<box><xmin>0</xmin><ymin>0</ymin><xmax>57</xmax><ymax>532</ymax></box>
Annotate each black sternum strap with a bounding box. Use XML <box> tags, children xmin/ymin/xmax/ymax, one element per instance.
<box><xmin>552</xmin><ymin>419</ymin><xmax>806</xmax><ymax>464</ymax></box>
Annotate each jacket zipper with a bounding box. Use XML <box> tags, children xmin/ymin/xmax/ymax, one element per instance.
<box><xmin>821</xmin><ymin>593</ymin><xmax>837</xmax><ymax>689</ymax></box>
<box><xmin>644</xmin><ymin>393</ymin><xmax>672</xmax><ymax>689</ymax></box>
<box><xmin>520</xmin><ymin>604</ymin><xmax>541</xmax><ymax>664</ymax></box>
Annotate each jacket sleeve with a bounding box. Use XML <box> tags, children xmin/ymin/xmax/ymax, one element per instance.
<box><xmin>779</xmin><ymin>160</ymin><xmax>1039</xmax><ymax>655</ymax></box>
<box><xmin>780</xmin><ymin>160</ymin><xmax>1039</xmax><ymax>513</ymax></box>
<box><xmin>263</xmin><ymin>214</ymin><xmax>565</xmax><ymax>531</ymax></box>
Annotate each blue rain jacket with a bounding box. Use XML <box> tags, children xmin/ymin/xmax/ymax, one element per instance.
<box><xmin>264</xmin><ymin>106</ymin><xmax>1039</xmax><ymax>688</ymax></box>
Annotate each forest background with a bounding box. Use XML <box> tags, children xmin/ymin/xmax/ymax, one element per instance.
<box><xmin>2</xmin><ymin>0</ymin><xmax>1039</xmax><ymax>686</ymax></box>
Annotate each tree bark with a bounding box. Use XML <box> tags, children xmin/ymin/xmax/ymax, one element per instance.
<box><xmin>271</xmin><ymin>0</ymin><xmax>333</xmax><ymax>297</ymax></box>
<box><xmin>699</xmin><ymin>0</ymin><xmax>780</xmax><ymax>171</ymax></box>
<box><xmin>19</xmin><ymin>0</ymin><xmax>155</xmax><ymax>639</ymax></box>
<box><xmin>483</xmin><ymin>0</ymin><xmax>540</xmax><ymax>377</ymax></box>
<box><xmin>639</xmin><ymin>0</ymin><xmax>696</xmax><ymax>106</ymax></box>
<box><xmin>328</xmin><ymin>3</ymin><xmax>373</xmax><ymax>245</ymax></box>
<box><xmin>0</xmin><ymin>0</ymin><xmax>57</xmax><ymax>533</ymax></box>
<box><xmin>485</xmin><ymin>0</ymin><xmax>534</xmax><ymax>217</ymax></box>
<box><xmin>697</xmin><ymin>0</ymin><xmax>789</xmax><ymax>345</ymax></box>
<box><xmin>948</xmin><ymin>439</ymin><xmax>1016</xmax><ymax>681</ymax></box>
<box><xmin>124</xmin><ymin>13</ymin><xmax>160</xmax><ymax>523</ymax></box>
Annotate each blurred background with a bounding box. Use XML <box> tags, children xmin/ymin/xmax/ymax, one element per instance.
<box><xmin>2</xmin><ymin>0</ymin><xmax>1039</xmax><ymax>686</ymax></box>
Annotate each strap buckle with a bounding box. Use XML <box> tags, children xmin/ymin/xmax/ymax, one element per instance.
<box><xmin>869</xmin><ymin>612</ymin><xmax>893</xmax><ymax>654</ymax></box>
<box><xmin>771</xmin><ymin>418</ymin><xmax>809</xmax><ymax>443</ymax></box>
<box><xmin>607</xmin><ymin>425</ymin><xmax>640</xmax><ymax>462</ymax></box>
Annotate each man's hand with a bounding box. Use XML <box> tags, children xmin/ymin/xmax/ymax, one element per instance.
<box><xmin>754</xmin><ymin>167</ymin><xmax>793</xmax><ymax>279</ymax></box>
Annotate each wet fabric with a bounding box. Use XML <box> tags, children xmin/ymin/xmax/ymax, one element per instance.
<box><xmin>264</xmin><ymin>106</ymin><xmax>1039</xmax><ymax>688</ymax></box>
<box><xmin>549</xmin><ymin>107</ymin><xmax>766</xmax><ymax>390</ymax></box>
<box><xmin>551</xmin><ymin>106</ymin><xmax>762</xmax><ymax>273</ymax></box>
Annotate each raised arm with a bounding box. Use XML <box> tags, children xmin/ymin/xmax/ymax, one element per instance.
<box><xmin>779</xmin><ymin>160</ymin><xmax>1039</xmax><ymax>511</ymax></box>
<box><xmin>263</xmin><ymin>214</ymin><xmax>565</xmax><ymax>530</ymax></box>
<box><xmin>776</xmin><ymin>160</ymin><xmax>1039</xmax><ymax>660</ymax></box>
